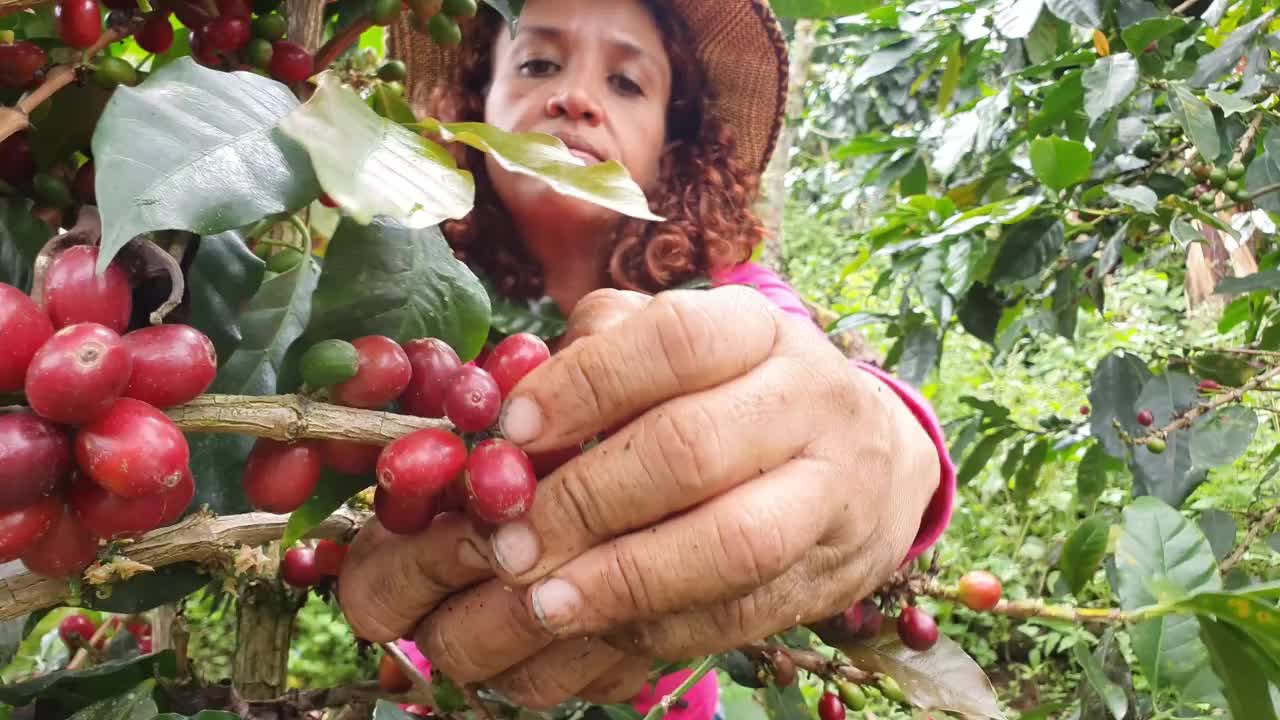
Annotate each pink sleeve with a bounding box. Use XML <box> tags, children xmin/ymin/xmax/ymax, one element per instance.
<box><xmin>709</xmin><ymin>262</ymin><xmax>955</xmax><ymax>563</ymax></box>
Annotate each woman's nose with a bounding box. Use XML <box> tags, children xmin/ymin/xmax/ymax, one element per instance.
<box><xmin>545</xmin><ymin>80</ymin><xmax>604</xmax><ymax>125</ymax></box>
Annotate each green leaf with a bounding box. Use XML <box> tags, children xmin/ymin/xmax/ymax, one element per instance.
<box><xmin>1052</xmin><ymin>267</ymin><xmax>1078</xmax><ymax>339</ymax></box>
<box><xmin>1169</xmin><ymin>83</ymin><xmax>1221</xmax><ymax>163</ymax></box>
<box><xmin>186</xmin><ymin>246</ymin><xmax>319</xmax><ymax>515</ymax></box>
<box><xmin>1121</xmin><ymin>17</ymin><xmax>1186</xmax><ymax>55</ymax></box>
<box><xmin>1083</xmin><ymin>54</ymin><xmax>1138</xmax><ymax>123</ymax></box>
<box><xmin>303</xmin><ymin>218</ymin><xmax>490</xmax><ymax>362</ymax></box>
<box><xmin>827</xmin><ymin>628</ymin><xmax>1002</xmax><ymax>718</ymax></box>
<box><xmin>1206</xmin><ymin>89</ymin><xmax>1256</xmax><ymax>117</ymax></box>
<box><xmin>1190</xmin><ymin>405</ymin><xmax>1257</xmax><ymax>469</ymax></box>
<box><xmin>957</xmin><ymin>430</ymin><xmax>1015</xmax><ymax>486</ymax></box>
<box><xmin>1199</xmin><ymin>618</ymin><xmax>1279</xmax><ymax>720</ymax></box>
<box><xmin>81</xmin><ymin>564</ymin><xmax>210</xmax><ymax>615</ymax></box>
<box><xmin>1104</xmin><ymin>184</ymin><xmax>1156</xmax><ymax>214</ymax></box>
<box><xmin>771</xmin><ymin>0</ymin><xmax>879</xmax><ymax>17</ymax></box>
<box><xmin>992</xmin><ymin>218</ymin><xmax>1064</xmax><ymax>283</ymax></box>
<box><xmin>1074</xmin><ymin>642</ymin><xmax>1128</xmax><ymax>720</ymax></box>
<box><xmin>995</xmin><ymin>0</ymin><xmax>1046</xmax><ymax>39</ymax></box>
<box><xmin>1029</xmin><ymin>136</ymin><xmax>1092</xmax><ymax>190</ymax></box>
<box><xmin>0</xmin><ymin>651</ymin><xmax>176</xmax><ymax>710</ymax></box>
<box><xmin>1045</xmin><ymin>0</ymin><xmax>1102</xmax><ymax>27</ymax></box>
<box><xmin>896</xmin><ymin>324</ymin><xmax>940</xmax><ymax>387</ymax></box>
<box><xmin>1115</xmin><ymin>497</ymin><xmax>1222</xmax><ymax>701</ymax></box>
<box><xmin>1215</xmin><ymin>269</ymin><xmax>1280</xmax><ymax>294</ymax></box>
<box><xmin>1060</xmin><ymin>514</ymin><xmax>1112</xmax><ymax>595</ymax></box>
<box><xmin>281</xmin><ymin>468</ymin><xmax>373</xmax><ymax>548</ymax></box>
<box><xmin>1078</xmin><ymin>442</ymin><xmax>1120</xmax><ymax>504</ymax></box>
<box><xmin>1198</xmin><ymin>509</ymin><xmax>1237</xmax><ymax>561</ymax></box>
<box><xmin>851</xmin><ymin>39</ymin><xmax>923</xmax><ymax>87</ymax></box>
<box><xmin>0</xmin><ymin>197</ymin><xmax>54</xmax><ymax>292</ymax></box>
<box><xmin>30</xmin><ymin>82</ymin><xmax>113</xmax><ymax>171</ymax></box>
<box><xmin>186</xmin><ymin>231</ymin><xmax>267</xmax><ymax>367</ymax></box>
<box><xmin>761</xmin><ymin>683</ymin><xmax>809</xmax><ymax>720</ymax></box>
<box><xmin>91</xmin><ymin>57</ymin><xmax>320</xmax><ymax>273</ymax></box>
<box><xmin>485</xmin><ymin>284</ymin><xmax>567</xmax><ymax>340</ymax></box>
<box><xmin>1168</xmin><ymin>591</ymin><xmax>1280</xmax><ymax>662</ymax></box>
<box><xmin>424</xmin><ymin>119</ymin><xmax>662</xmax><ymax>222</ymax></box>
<box><xmin>372</xmin><ymin>700</ymin><xmax>422</xmax><ymax>720</ymax></box>
<box><xmin>367</xmin><ymin>84</ymin><xmax>417</xmax><ymax>124</ymax></box>
<box><xmin>68</xmin><ymin>679</ymin><xmax>157</xmax><ymax>720</ymax></box>
<box><xmin>835</xmin><ymin>133</ymin><xmax>918</xmax><ymax>160</ymax></box>
<box><xmin>278</xmin><ymin>73</ymin><xmax>475</xmax><ymax>230</ymax></box>
<box><xmin>1190</xmin><ymin>11</ymin><xmax>1275</xmax><ymax>87</ymax></box>
<box><xmin>1013</xmin><ymin>439</ymin><xmax>1050</xmax><ymax>502</ymax></box>
<box><xmin>1088</xmin><ymin>351</ymin><xmax>1152</xmax><ymax>458</ymax></box>
<box><xmin>1129</xmin><ymin>372</ymin><xmax>1206</xmax><ymax>508</ymax></box>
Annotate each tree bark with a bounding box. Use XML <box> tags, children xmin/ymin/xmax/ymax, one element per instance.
<box><xmin>286</xmin><ymin>0</ymin><xmax>327</xmax><ymax>53</ymax></box>
<box><xmin>232</xmin><ymin>582</ymin><xmax>298</xmax><ymax>702</ymax></box>
<box><xmin>757</xmin><ymin>19</ymin><xmax>819</xmax><ymax>272</ymax></box>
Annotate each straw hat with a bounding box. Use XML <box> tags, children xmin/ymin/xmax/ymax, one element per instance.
<box><xmin>387</xmin><ymin>0</ymin><xmax>790</xmax><ymax>176</ymax></box>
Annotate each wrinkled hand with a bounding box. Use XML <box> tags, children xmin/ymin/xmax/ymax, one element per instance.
<box><xmin>338</xmin><ymin>286</ymin><xmax>940</xmax><ymax>709</ymax></box>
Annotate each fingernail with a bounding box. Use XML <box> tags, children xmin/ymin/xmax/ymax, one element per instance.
<box><xmin>457</xmin><ymin>538</ymin><xmax>489</xmax><ymax>570</ymax></box>
<box><xmin>500</xmin><ymin>396</ymin><xmax>543</xmax><ymax>444</ymax></box>
<box><xmin>493</xmin><ymin>521</ymin><xmax>540</xmax><ymax>575</ymax></box>
<box><xmin>532</xmin><ymin>577</ymin><xmax>582</xmax><ymax>632</ymax></box>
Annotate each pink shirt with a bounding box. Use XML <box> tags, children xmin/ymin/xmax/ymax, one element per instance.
<box><xmin>399</xmin><ymin>262</ymin><xmax>957</xmax><ymax>718</ymax></box>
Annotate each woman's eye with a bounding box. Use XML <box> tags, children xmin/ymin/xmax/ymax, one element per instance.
<box><xmin>519</xmin><ymin>59</ymin><xmax>559</xmax><ymax>76</ymax></box>
<box><xmin>612</xmin><ymin>74</ymin><xmax>643</xmax><ymax>96</ymax></box>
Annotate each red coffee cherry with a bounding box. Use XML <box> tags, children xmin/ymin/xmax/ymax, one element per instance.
<box><xmin>331</xmin><ymin>336</ymin><xmax>412</xmax><ymax>409</ymax></box>
<box><xmin>217</xmin><ymin>0</ymin><xmax>251</xmax><ymax>16</ymax></box>
<box><xmin>400</xmin><ymin>338</ymin><xmax>462</xmax><ymax>419</ymax></box>
<box><xmin>818</xmin><ymin>692</ymin><xmax>845</xmax><ymax>720</ymax></box>
<box><xmin>1198</xmin><ymin>379</ymin><xmax>1221</xmax><ymax>391</ymax></box>
<box><xmin>0</xmin><ymin>493</ymin><xmax>61</xmax><ymax>563</ymax></box>
<box><xmin>25</xmin><ymin>323</ymin><xmax>133</xmax><ymax>425</ymax></box>
<box><xmin>55</xmin><ymin>0</ymin><xmax>103</xmax><ymax>49</ymax></box>
<box><xmin>483</xmin><ymin>332</ymin><xmax>550</xmax><ymax>398</ymax></box>
<box><xmin>280</xmin><ymin>546</ymin><xmax>325</xmax><ymax>588</ymax></box>
<box><xmin>75</xmin><ymin>398</ymin><xmax>190</xmax><ymax>498</ymax></box>
<box><xmin>1136</xmin><ymin>409</ymin><xmax>1154</xmax><ymax>427</ymax></box>
<box><xmin>43</xmin><ymin>245</ymin><xmax>133</xmax><ymax>334</ymax></box>
<box><xmin>20</xmin><ymin>501</ymin><xmax>99</xmax><ymax>579</ymax></box>
<box><xmin>156</xmin><ymin>466</ymin><xmax>195</xmax><ymax>526</ymax></box>
<box><xmin>373</xmin><ymin>484</ymin><xmax>437</xmax><ymax>535</ymax></box>
<box><xmin>121</xmin><ymin>324</ymin><xmax>218</xmax><ymax>408</ymax></box>
<box><xmin>0</xmin><ymin>283</ymin><xmax>55</xmax><ymax>393</ymax></box>
<box><xmin>203</xmin><ymin>15</ymin><xmax>250</xmax><ymax>50</ymax></box>
<box><xmin>0</xmin><ymin>41</ymin><xmax>48</xmax><ymax>90</ymax></box>
<box><xmin>58</xmin><ymin>614</ymin><xmax>96</xmax><ymax>647</ymax></box>
<box><xmin>957</xmin><ymin>570</ymin><xmax>1003</xmax><ymax>611</ymax></box>
<box><xmin>844</xmin><ymin>599</ymin><xmax>883</xmax><ymax>639</ymax></box>
<box><xmin>464</xmin><ymin>438</ymin><xmax>536</xmax><ymax>524</ymax></box>
<box><xmin>242</xmin><ymin>438</ymin><xmax>322</xmax><ymax>513</ymax></box>
<box><xmin>896</xmin><ymin>606</ymin><xmax>939</xmax><ymax>652</ymax></box>
<box><xmin>443</xmin><ymin>366</ymin><xmax>502</xmax><ymax>433</ymax></box>
<box><xmin>68</xmin><ymin>468</ymin><xmax>191</xmax><ymax>540</ymax></box>
<box><xmin>375</xmin><ymin>428</ymin><xmax>466</xmax><ymax>499</ymax></box>
<box><xmin>269</xmin><ymin>40</ymin><xmax>313</xmax><ymax>83</ymax></box>
<box><xmin>313</xmin><ymin>539</ymin><xmax>347</xmax><ymax>576</ymax></box>
<box><xmin>136</xmin><ymin>13</ymin><xmax>174</xmax><ymax>54</ymax></box>
<box><xmin>0</xmin><ymin>412</ymin><xmax>72</xmax><ymax>510</ymax></box>
<box><xmin>321</xmin><ymin>439</ymin><xmax>382</xmax><ymax>476</ymax></box>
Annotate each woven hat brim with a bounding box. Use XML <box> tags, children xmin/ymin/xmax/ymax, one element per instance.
<box><xmin>388</xmin><ymin>0</ymin><xmax>789</xmax><ymax>176</ymax></box>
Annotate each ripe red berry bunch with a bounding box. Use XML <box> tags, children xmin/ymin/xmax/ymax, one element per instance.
<box><xmin>838</xmin><ymin>570</ymin><xmax>1003</xmax><ymax>653</ymax></box>
<box><xmin>0</xmin><ymin>245</ymin><xmax>217</xmax><ymax>579</ymax></box>
<box><xmin>280</xmin><ymin>538</ymin><xmax>348</xmax><ymax>589</ymax></box>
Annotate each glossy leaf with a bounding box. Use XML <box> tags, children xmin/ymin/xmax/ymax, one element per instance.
<box><xmin>897</xmin><ymin>324</ymin><xmax>940</xmax><ymax>387</ymax></box>
<box><xmin>994</xmin><ymin>0</ymin><xmax>1045</xmax><ymax>39</ymax></box>
<box><xmin>957</xmin><ymin>430</ymin><xmax>1015</xmax><ymax>486</ymax></box>
<box><xmin>1013</xmin><ymin>439</ymin><xmax>1050</xmax><ymax>502</ymax></box>
<box><xmin>1247</xmin><ymin>131</ymin><xmax>1280</xmax><ymax>214</ymax></box>
<box><xmin>281</xmin><ymin>468</ymin><xmax>373</xmax><ymax>548</ymax></box>
<box><xmin>830</xmin><ymin>626</ymin><xmax>1002</xmax><ymax>718</ymax></box>
<box><xmin>0</xmin><ymin>651</ymin><xmax>176</xmax><ymax>710</ymax></box>
<box><xmin>279</xmin><ymin>73</ymin><xmax>475</xmax><ymax>230</ymax></box>
<box><xmin>1044</xmin><ymin>0</ymin><xmax>1101</xmax><ymax>27</ymax></box>
<box><xmin>30</xmin><ymin>83</ymin><xmax>112</xmax><ymax>172</ymax></box>
<box><xmin>1083</xmin><ymin>54</ymin><xmax>1138</xmax><ymax>123</ymax></box>
<box><xmin>1077</xmin><ymin>442</ymin><xmax>1120</xmax><ymax>504</ymax></box>
<box><xmin>1115</xmin><ymin>497</ymin><xmax>1222</xmax><ymax>702</ymax></box>
<box><xmin>1190</xmin><ymin>11</ymin><xmax>1274</xmax><ymax>87</ymax></box>
<box><xmin>423</xmin><ymin>119</ymin><xmax>662</xmax><ymax>222</ymax></box>
<box><xmin>0</xmin><ymin>197</ymin><xmax>54</xmax><ymax>292</ymax></box>
<box><xmin>1074</xmin><ymin>641</ymin><xmax>1128</xmax><ymax>720</ymax></box>
<box><xmin>1190</xmin><ymin>406</ymin><xmax>1257</xmax><ymax>469</ymax></box>
<box><xmin>1215</xmin><ymin>269</ymin><xmax>1280</xmax><ymax>294</ymax></box>
<box><xmin>1168</xmin><ymin>591</ymin><xmax>1280</xmax><ymax>663</ymax></box>
<box><xmin>1199</xmin><ymin>618</ymin><xmax>1279</xmax><ymax>720</ymax></box>
<box><xmin>91</xmin><ymin>57</ymin><xmax>320</xmax><ymax>273</ymax></box>
<box><xmin>186</xmin><ymin>245</ymin><xmax>319</xmax><ymax>515</ymax></box>
<box><xmin>992</xmin><ymin>218</ymin><xmax>1064</xmax><ymax>283</ymax></box>
<box><xmin>1121</xmin><ymin>17</ymin><xmax>1186</xmax><ymax>55</ymax></box>
<box><xmin>761</xmin><ymin>683</ymin><xmax>810</xmax><ymax>720</ymax></box>
<box><xmin>82</xmin><ymin>564</ymin><xmax>211</xmax><ymax>615</ymax></box>
<box><xmin>1170</xmin><ymin>83</ymin><xmax>1221</xmax><ymax>163</ymax></box>
<box><xmin>1088</xmin><ymin>351</ymin><xmax>1152</xmax><ymax>458</ymax></box>
<box><xmin>1029</xmin><ymin>136</ymin><xmax>1092</xmax><ymax>190</ymax></box>
<box><xmin>1128</xmin><ymin>372</ymin><xmax>1205</xmax><ymax>507</ymax></box>
<box><xmin>68</xmin><ymin>679</ymin><xmax>157</xmax><ymax>720</ymax></box>
<box><xmin>186</xmin><ymin>231</ymin><xmax>267</xmax><ymax>366</ymax></box>
<box><xmin>1060</xmin><ymin>514</ymin><xmax>1111</xmax><ymax>595</ymax></box>
<box><xmin>487</xmin><ymin>287</ymin><xmax>567</xmax><ymax>340</ymax></box>
<box><xmin>1198</xmin><ymin>509</ymin><xmax>1237</xmax><ymax>561</ymax></box>
<box><xmin>1105</xmin><ymin>184</ymin><xmax>1156</xmax><ymax>214</ymax></box>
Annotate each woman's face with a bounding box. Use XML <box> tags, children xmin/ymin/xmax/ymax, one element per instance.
<box><xmin>482</xmin><ymin>0</ymin><xmax>672</xmax><ymax>230</ymax></box>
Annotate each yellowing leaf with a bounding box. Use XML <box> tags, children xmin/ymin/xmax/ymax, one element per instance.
<box><xmin>1094</xmin><ymin>29</ymin><xmax>1110</xmax><ymax>56</ymax></box>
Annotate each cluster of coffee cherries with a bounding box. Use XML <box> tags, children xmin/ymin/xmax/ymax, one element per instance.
<box><xmin>57</xmin><ymin>612</ymin><xmax>153</xmax><ymax>654</ymax></box>
<box><xmin>280</xmin><ymin>537</ymin><xmax>347</xmax><ymax>589</ymax></box>
<box><xmin>0</xmin><ymin>128</ymin><xmax>95</xmax><ymax>231</ymax></box>
<box><xmin>0</xmin><ymin>244</ymin><xmax>216</xmax><ymax>579</ymax></box>
<box><xmin>240</xmin><ymin>330</ymin><xmax>553</xmax><ymax>540</ymax></box>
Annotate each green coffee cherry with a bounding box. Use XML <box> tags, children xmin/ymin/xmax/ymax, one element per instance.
<box><xmin>246</xmin><ymin>38</ymin><xmax>273</xmax><ymax>69</ymax></box>
<box><xmin>1223</xmin><ymin>179</ymin><xmax>1239</xmax><ymax>196</ymax></box>
<box><xmin>253</xmin><ymin>13</ymin><xmax>287</xmax><ymax>41</ymax></box>
<box><xmin>1228</xmin><ymin>160</ymin><xmax>1246</xmax><ymax>180</ymax></box>
<box><xmin>93</xmin><ymin>56</ymin><xmax>137</xmax><ymax>89</ymax></box>
<box><xmin>428</xmin><ymin>11</ymin><xmax>461</xmax><ymax>46</ymax></box>
<box><xmin>377</xmin><ymin>59</ymin><xmax>406</xmax><ymax>82</ymax></box>
<box><xmin>878</xmin><ymin>675</ymin><xmax>907</xmax><ymax>704</ymax></box>
<box><xmin>442</xmin><ymin>0</ymin><xmax>475</xmax><ymax>17</ymax></box>
<box><xmin>300</xmin><ymin>339</ymin><xmax>361</xmax><ymax>388</ymax></box>
<box><xmin>1147</xmin><ymin>437</ymin><xmax>1167</xmax><ymax>454</ymax></box>
<box><xmin>267</xmin><ymin>247</ymin><xmax>305</xmax><ymax>273</ymax></box>
<box><xmin>836</xmin><ymin>680</ymin><xmax>868</xmax><ymax>710</ymax></box>
<box><xmin>1209</xmin><ymin>167</ymin><xmax>1228</xmax><ymax>187</ymax></box>
<box><xmin>1200</xmin><ymin>190</ymin><xmax>1217</xmax><ymax>208</ymax></box>
<box><xmin>371</xmin><ymin>0</ymin><xmax>402</xmax><ymax>25</ymax></box>
<box><xmin>32</xmin><ymin>173</ymin><xmax>73</xmax><ymax>208</ymax></box>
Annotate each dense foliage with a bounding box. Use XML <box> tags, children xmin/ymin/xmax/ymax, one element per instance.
<box><xmin>0</xmin><ymin>0</ymin><xmax>1277</xmax><ymax>718</ymax></box>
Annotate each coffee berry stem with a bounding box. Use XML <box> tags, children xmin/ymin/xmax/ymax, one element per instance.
<box><xmin>0</xmin><ymin>20</ymin><xmax>141</xmax><ymax>144</ymax></box>
<box><xmin>314</xmin><ymin>15</ymin><xmax>374</xmax><ymax>71</ymax></box>
<box><xmin>742</xmin><ymin>641</ymin><xmax>878</xmax><ymax>686</ymax></box>
<box><xmin>909</xmin><ymin>576</ymin><xmax>1133</xmax><ymax>625</ymax></box>
<box><xmin>164</xmin><ymin>393</ymin><xmax>452</xmax><ymax>445</ymax></box>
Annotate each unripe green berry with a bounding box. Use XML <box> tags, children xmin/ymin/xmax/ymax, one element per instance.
<box><xmin>93</xmin><ymin>56</ymin><xmax>137</xmax><ymax>89</ymax></box>
<box><xmin>1147</xmin><ymin>437</ymin><xmax>1167</xmax><ymax>454</ymax></box>
<box><xmin>441</xmin><ymin>0</ymin><xmax>475</xmax><ymax>17</ymax></box>
<box><xmin>32</xmin><ymin>173</ymin><xmax>73</xmax><ymax>208</ymax></box>
<box><xmin>267</xmin><ymin>247</ymin><xmax>305</xmax><ymax>273</ymax></box>
<box><xmin>252</xmin><ymin>13</ymin><xmax>287</xmax><ymax>41</ymax></box>
<box><xmin>427</xmin><ymin>11</ymin><xmax>461</xmax><ymax>46</ymax></box>
<box><xmin>1228</xmin><ymin>160</ymin><xmax>1246</xmax><ymax>179</ymax></box>
<box><xmin>371</xmin><ymin>0</ymin><xmax>401</xmax><ymax>25</ymax></box>
<box><xmin>1223</xmin><ymin>179</ymin><xmax>1239</xmax><ymax>196</ymax></box>
<box><xmin>1209</xmin><ymin>167</ymin><xmax>1228</xmax><ymax>187</ymax></box>
<box><xmin>377</xmin><ymin>59</ymin><xmax>406</xmax><ymax>81</ymax></box>
<box><xmin>246</xmin><ymin>38</ymin><xmax>273</xmax><ymax>69</ymax></box>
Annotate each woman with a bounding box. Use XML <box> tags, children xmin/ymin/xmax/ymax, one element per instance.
<box><xmin>336</xmin><ymin>0</ymin><xmax>957</xmax><ymax>714</ymax></box>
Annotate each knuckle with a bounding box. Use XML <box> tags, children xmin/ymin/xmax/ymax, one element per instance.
<box><xmin>604</xmin><ymin>543</ymin><xmax>661</xmax><ymax>620</ymax></box>
<box><xmin>418</xmin><ymin>615</ymin><xmax>484</xmax><ymax>683</ymax></box>
<box><xmin>643</xmin><ymin>406</ymin><xmax>723</xmax><ymax>493</ymax></box>
<box><xmin>564</xmin><ymin>337</ymin><xmax>625</xmax><ymax>418</ymax></box>
<box><xmin>714</xmin><ymin>505</ymin><xmax>792</xmax><ymax>591</ymax></box>
<box><xmin>492</xmin><ymin>666</ymin><xmax>567</xmax><ymax>710</ymax></box>
<box><xmin>650</xmin><ymin>292</ymin><xmax>717</xmax><ymax>383</ymax></box>
<box><xmin>545</xmin><ymin>466</ymin><xmax>612</xmax><ymax>540</ymax></box>
<box><xmin>709</xmin><ymin>594</ymin><xmax>757</xmax><ymax>647</ymax></box>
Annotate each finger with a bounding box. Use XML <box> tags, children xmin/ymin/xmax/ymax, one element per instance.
<box><xmin>486</xmin><ymin>638</ymin><xmax>625</xmax><ymax>710</ymax></box>
<box><xmin>413</xmin><ymin>577</ymin><xmax>554</xmax><ymax>684</ymax></box>
<box><xmin>556</xmin><ymin>288</ymin><xmax>651</xmax><ymax>350</ymax></box>
<box><xmin>491</xmin><ymin>354</ymin><xmax>814</xmax><ymax>583</ymax></box>
<box><xmin>499</xmin><ymin>285</ymin><xmax>783</xmax><ymax>452</ymax></box>
<box><xmin>523</xmin><ymin>457</ymin><xmax>836</xmax><ymax>639</ymax></box>
<box><xmin>336</xmin><ymin>512</ymin><xmax>493</xmax><ymax>643</ymax></box>
<box><xmin>577</xmin><ymin>655</ymin><xmax>653</xmax><ymax>705</ymax></box>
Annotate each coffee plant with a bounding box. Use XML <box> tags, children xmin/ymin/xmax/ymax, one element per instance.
<box><xmin>0</xmin><ymin>0</ymin><xmax>1276</xmax><ymax>718</ymax></box>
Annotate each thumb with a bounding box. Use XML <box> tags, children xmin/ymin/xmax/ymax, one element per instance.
<box><xmin>555</xmin><ymin>289</ymin><xmax>651</xmax><ymax>351</ymax></box>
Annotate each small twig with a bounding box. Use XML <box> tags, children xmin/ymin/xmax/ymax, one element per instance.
<box><xmin>246</xmin><ymin>680</ymin><xmax>435</xmax><ymax>712</ymax></box>
<box><xmin>642</xmin><ymin>655</ymin><xmax>718</xmax><ymax>720</ymax></box>
<box><xmin>30</xmin><ymin>206</ymin><xmax>102</xmax><ymax>309</ymax></box>
<box><xmin>1137</xmin><ymin>364</ymin><xmax>1280</xmax><ymax>444</ymax></box>
<box><xmin>0</xmin><ymin>22</ymin><xmax>140</xmax><ymax>143</ymax></box>
<box><xmin>1220</xmin><ymin>505</ymin><xmax>1280</xmax><ymax>573</ymax></box>
<box><xmin>381</xmin><ymin>641</ymin><xmax>434</xmax><ymax>697</ymax></box>
<box><xmin>127</xmin><ymin>235</ymin><xmax>187</xmax><ymax>325</ymax></box>
<box><xmin>912</xmin><ymin>577</ymin><xmax>1131</xmax><ymax>625</ymax></box>
<box><xmin>314</xmin><ymin>16</ymin><xmax>374</xmax><ymax>72</ymax></box>
<box><xmin>1232</xmin><ymin>114</ymin><xmax>1265</xmax><ymax>164</ymax></box>
<box><xmin>66</xmin><ymin>617</ymin><xmax>114</xmax><ymax>670</ymax></box>
<box><xmin>1172</xmin><ymin>0</ymin><xmax>1201</xmax><ymax>15</ymax></box>
<box><xmin>743</xmin><ymin>642</ymin><xmax>877</xmax><ymax>685</ymax></box>
<box><xmin>1247</xmin><ymin>182</ymin><xmax>1280</xmax><ymax>203</ymax></box>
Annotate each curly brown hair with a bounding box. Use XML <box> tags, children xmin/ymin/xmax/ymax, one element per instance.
<box><xmin>424</xmin><ymin>1</ymin><xmax>769</xmax><ymax>301</ymax></box>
